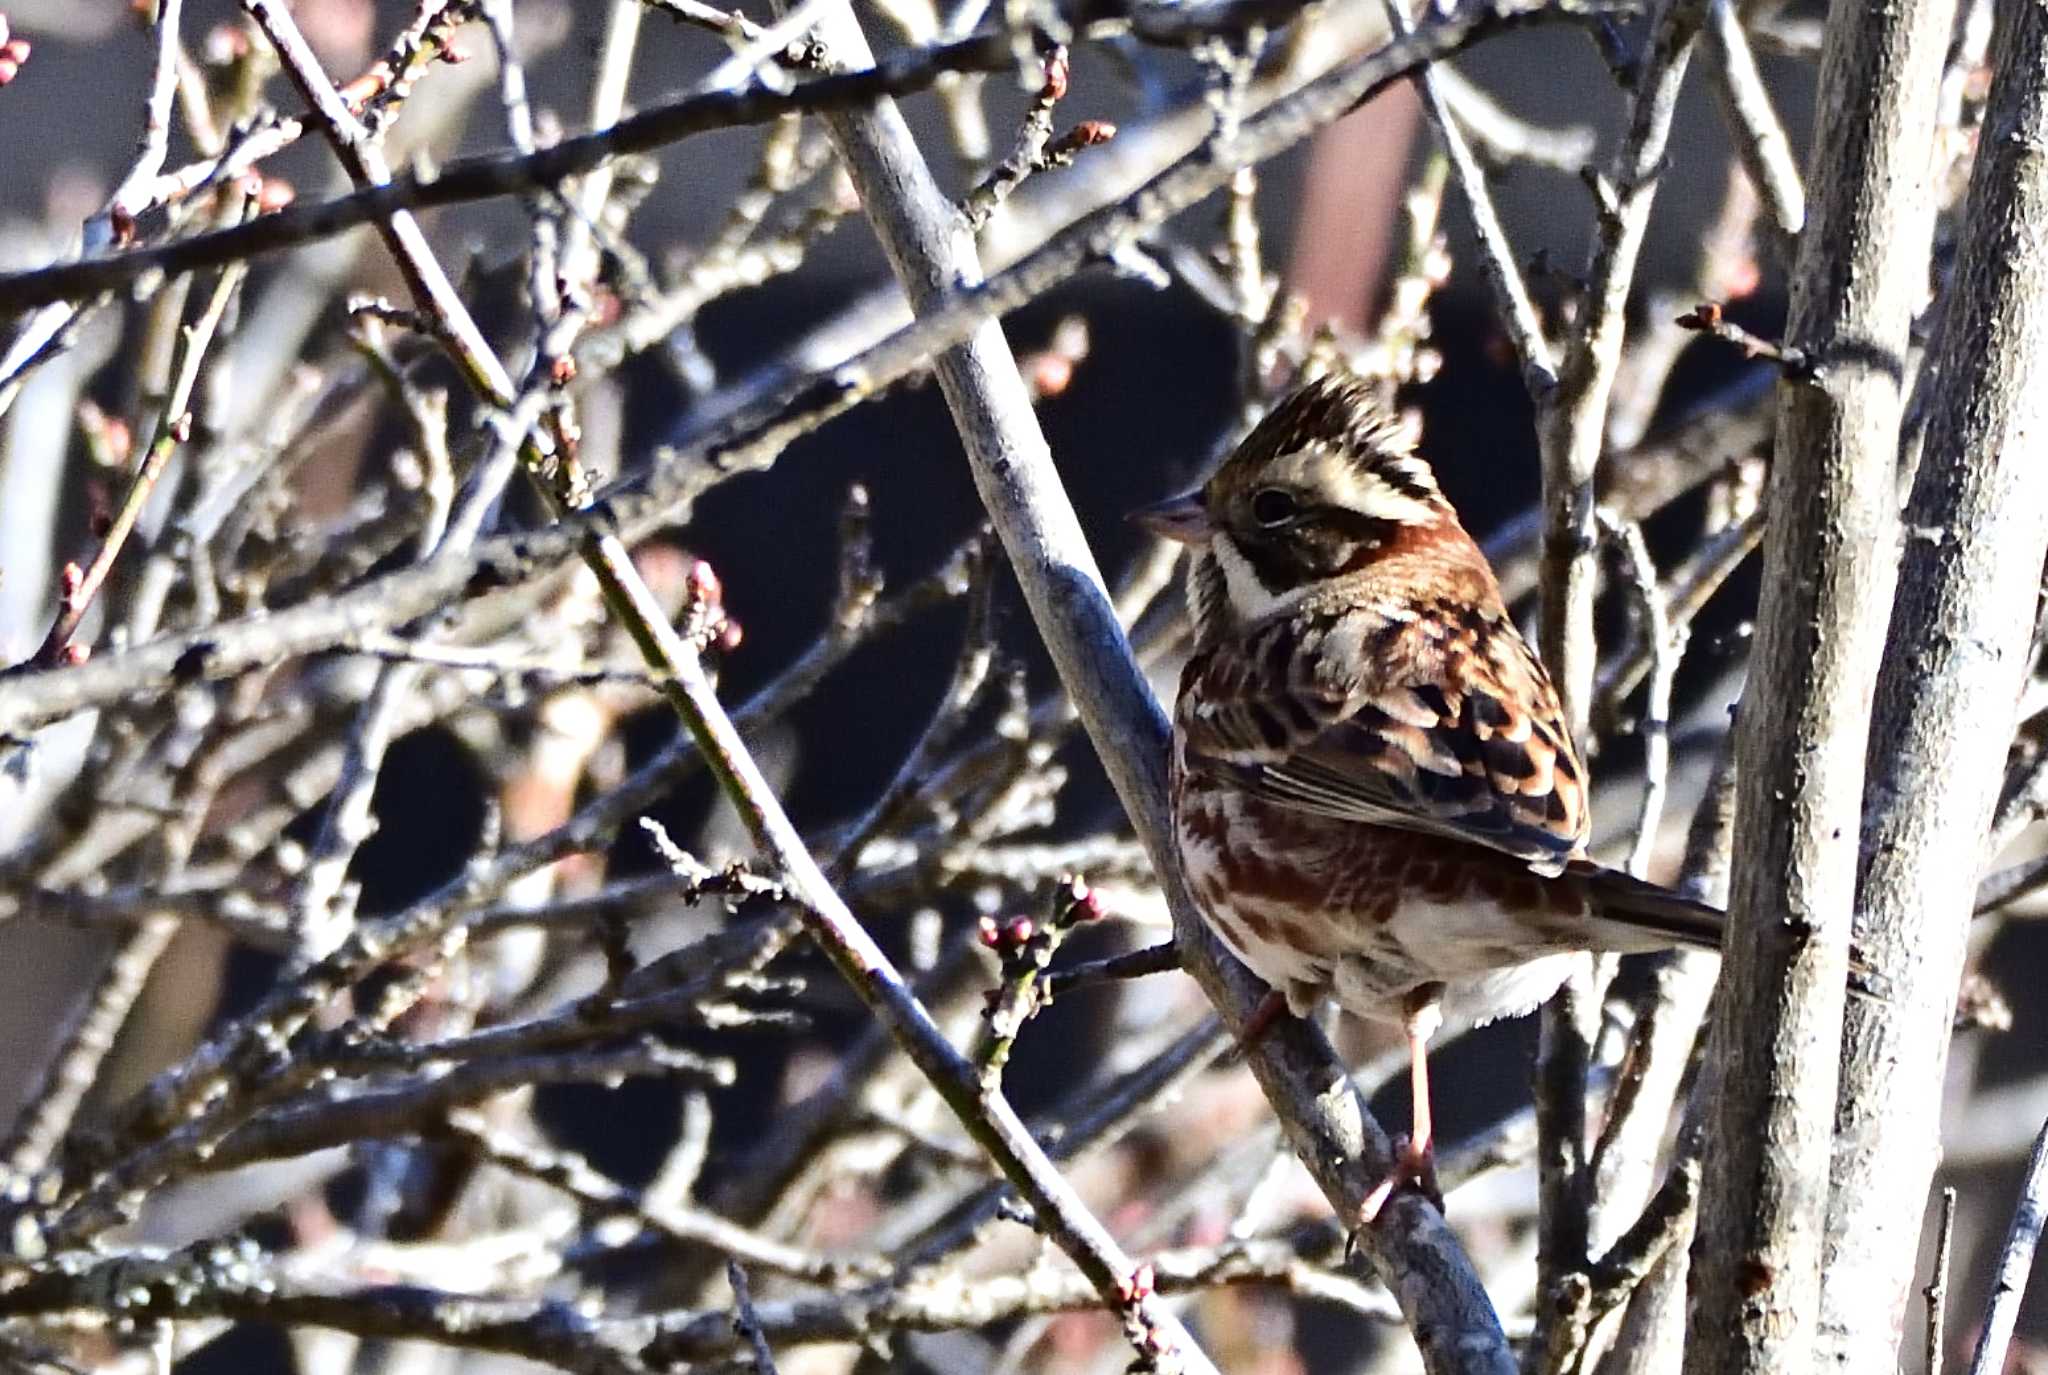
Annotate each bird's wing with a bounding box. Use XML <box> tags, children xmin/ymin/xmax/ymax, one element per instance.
<box><xmin>1177</xmin><ymin>600</ymin><xmax>1589</xmax><ymax>874</ymax></box>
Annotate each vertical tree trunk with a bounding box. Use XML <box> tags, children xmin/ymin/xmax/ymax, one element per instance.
<box><xmin>1821</xmin><ymin>0</ymin><xmax>2048</xmax><ymax>1364</ymax></box>
<box><xmin>1685</xmin><ymin>0</ymin><xmax>1953</xmax><ymax>1367</ymax></box>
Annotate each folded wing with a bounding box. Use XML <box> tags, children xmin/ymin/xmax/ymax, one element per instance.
<box><xmin>1177</xmin><ymin>599</ymin><xmax>1590</xmax><ymax>875</ymax></box>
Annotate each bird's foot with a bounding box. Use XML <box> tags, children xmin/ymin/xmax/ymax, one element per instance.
<box><xmin>1357</xmin><ymin>1132</ymin><xmax>1442</xmax><ymax>1229</ymax></box>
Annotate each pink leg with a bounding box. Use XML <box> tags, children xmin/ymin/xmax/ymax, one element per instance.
<box><xmin>1360</xmin><ymin>993</ymin><xmax>1445</xmax><ymax>1224</ymax></box>
<box><xmin>1234</xmin><ymin>987</ymin><xmax>1291</xmax><ymax>1056</ymax></box>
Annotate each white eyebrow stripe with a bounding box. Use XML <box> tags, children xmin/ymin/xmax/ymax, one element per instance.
<box><xmin>1265</xmin><ymin>446</ymin><xmax>1440</xmax><ymax>526</ymax></box>
<box><xmin>1345</xmin><ymin>476</ymin><xmax>1437</xmax><ymax>525</ymax></box>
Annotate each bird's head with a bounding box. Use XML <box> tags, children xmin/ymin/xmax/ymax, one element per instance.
<box><xmin>1131</xmin><ymin>373</ymin><xmax>1457</xmax><ymax>637</ymax></box>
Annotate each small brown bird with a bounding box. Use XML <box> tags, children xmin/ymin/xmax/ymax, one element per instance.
<box><xmin>1133</xmin><ymin>371</ymin><xmax>1721</xmax><ymax>1219</ymax></box>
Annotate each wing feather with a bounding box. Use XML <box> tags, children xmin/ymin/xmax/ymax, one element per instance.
<box><xmin>1178</xmin><ymin>597</ymin><xmax>1589</xmax><ymax>873</ymax></box>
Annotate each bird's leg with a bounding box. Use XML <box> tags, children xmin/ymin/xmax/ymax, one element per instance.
<box><xmin>1360</xmin><ymin>987</ymin><xmax>1446</xmax><ymax>1224</ymax></box>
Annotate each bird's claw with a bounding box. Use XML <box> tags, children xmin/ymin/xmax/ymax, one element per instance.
<box><xmin>1353</xmin><ymin>1132</ymin><xmax>1443</xmax><ymax>1239</ymax></box>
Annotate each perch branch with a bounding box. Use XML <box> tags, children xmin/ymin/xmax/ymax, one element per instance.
<box><xmin>800</xmin><ymin>0</ymin><xmax>1539</xmax><ymax>1365</ymax></box>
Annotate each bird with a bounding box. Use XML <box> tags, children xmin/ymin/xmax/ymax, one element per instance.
<box><xmin>1130</xmin><ymin>369</ymin><xmax>1722</xmax><ymax>1221</ymax></box>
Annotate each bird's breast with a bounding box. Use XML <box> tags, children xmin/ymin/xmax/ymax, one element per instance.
<box><xmin>1170</xmin><ymin>733</ymin><xmax>1597</xmax><ymax>1021</ymax></box>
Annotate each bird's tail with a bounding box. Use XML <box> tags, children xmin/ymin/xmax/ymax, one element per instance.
<box><xmin>1567</xmin><ymin>859</ymin><xmax>1724</xmax><ymax>952</ymax></box>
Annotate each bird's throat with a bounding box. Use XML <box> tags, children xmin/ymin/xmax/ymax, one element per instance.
<box><xmin>1210</xmin><ymin>534</ymin><xmax>1304</xmax><ymax>628</ymax></box>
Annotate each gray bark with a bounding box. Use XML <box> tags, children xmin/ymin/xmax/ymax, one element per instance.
<box><xmin>1822</xmin><ymin>0</ymin><xmax>2048</xmax><ymax>1364</ymax></box>
<box><xmin>1685</xmin><ymin>0</ymin><xmax>1954</xmax><ymax>1367</ymax></box>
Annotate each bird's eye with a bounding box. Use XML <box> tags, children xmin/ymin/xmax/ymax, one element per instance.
<box><xmin>1250</xmin><ymin>488</ymin><xmax>1299</xmax><ymax>527</ymax></box>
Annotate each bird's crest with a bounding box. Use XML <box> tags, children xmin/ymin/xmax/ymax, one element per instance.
<box><xmin>1218</xmin><ymin>372</ymin><xmax>1439</xmax><ymax>526</ymax></box>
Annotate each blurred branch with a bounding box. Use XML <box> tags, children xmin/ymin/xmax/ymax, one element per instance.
<box><xmin>207</xmin><ymin>1039</ymin><xmax>734</xmax><ymax>1170</ymax></box>
<box><xmin>30</xmin><ymin>252</ymin><xmax>246</xmax><ymax>667</ymax></box>
<box><xmin>0</xmin><ymin>1231</ymin><xmax>1397</xmax><ymax>1367</ymax></box>
<box><xmin>0</xmin><ymin>917</ymin><xmax>179</xmax><ymax>1179</ymax></box>
<box><xmin>1433</xmin><ymin>65</ymin><xmax>1597</xmax><ymax>171</ymax></box>
<box><xmin>1700</xmin><ymin>0</ymin><xmax>1805</xmax><ymax>248</ymax></box>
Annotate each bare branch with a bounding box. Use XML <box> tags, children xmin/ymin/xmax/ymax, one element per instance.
<box><xmin>1530</xmin><ymin>0</ymin><xmax>1704</xmax><ymax>1329</ymax></box>
<box><xmin>1926</xmin><ymin>1186</ymin><xmax>1958</xmax><ymax>1375</ymax></box>
<box><xmin>1382</xmin><ymin>0</ymin><xmax>1558</xmax><ymax>398</ymax></box>
<box><xmin>1822</xmin><ymin>0</ymin><xmax>2048</xmax><ymax>1358</ymax></box>
<box><xmin>1700</xmin><ymin>0</ymin><xmax>1805</xmax><ymax>248</ymax></box>
<box><xmin>1688</xmin><ymin>0</ymin><xmax>1954</xmax><ymax>1367</ymax></box>
<box><xmin>0</xmin><ymin>0</ymin><xmax>1639</xmax><ymax>747</ymax></box>
<box><xmin>1968</xmin><ymin>1116</ymin><xmax>2048</xmax><ymax>1375</ymax></box>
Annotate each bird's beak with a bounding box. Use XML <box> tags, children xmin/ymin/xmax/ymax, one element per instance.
<box><xmin>1129</xmin><ymin>492</ymin><xmax>1214</xmax><ymax>545</ymax></box>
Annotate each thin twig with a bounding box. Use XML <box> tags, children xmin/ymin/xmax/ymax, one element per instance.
<box><xmin>700</xmin><ymin>0</ymin><xmax>834</xmax><ymax>90</ymax></box>
<box><xmin>1599</xmin><ymin>511</ymin><xmax>1688</xmax><ymax>877</ymax></box>
<box><xmin>1381</xmin><ymin>0</ymin><xmax>1557</xmax><ymax>399</ymax></box>
<box><xmin>1675</xmin><ymin>300</ymin><xmax>1814</xmax><ymax>375</ymax></box>
<box><xmin>436</xmin><ymin>1110</ymin><xmax>880</xmax><ymax>1283</ymax></box>
<box><xmin>1700</xmin><ymin>0</ymin><xmax>1804</xmax><ymax>249</ymax></box>
<box><xmin>726</xmin><ymin>1262</ymin><xmax>782</xmax><ymax>1373</ymax></box>
<box><xmin>1926</xmin><ymin>1185</ymin><xmax>1957</xmax><ymax>1375</ymax></box>
<box><xmin>962</xmin><ymin>49</ymin><xmax>1117</xmax><ymax>231</ymax></box>
<box><xmin>1042</xmin><ymin>940</ymin><xmax>1181</xmax><ymax>1000</ymax></box>
<box><xmin>30</xmin><ymin>249</ymin><xmax>247</xmax><ymax>667</ymax></box>
<box><xmin>100</xmin><ymin>0</ymin><xmax>189</xmax><ymax>241</ymax></box>
<box><xmin>1968</xmin><ymin>1118</ymin><xmax>2048</xmax><ymax>1375</ymax></box>
<box><xmin>559</xmin><ymin>0</ymin><xmax>647</xmax><ymax>290</ymax></box>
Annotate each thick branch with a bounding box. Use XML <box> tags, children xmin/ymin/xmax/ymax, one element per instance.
<box><xmin>1686</xmin><ymin>0</ymin><xmax>1953</xmax><ymax>1368</ymax></box>
<box><xmin>1822</xmin><ymin>0</ymin><xmax>2048</xmax><ymax>1362</ymax></box>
